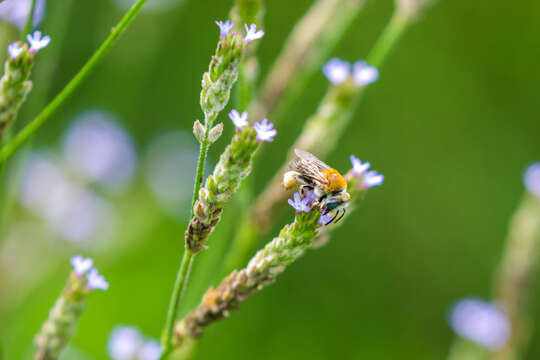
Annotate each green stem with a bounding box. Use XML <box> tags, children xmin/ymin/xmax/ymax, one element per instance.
<box><xmin>22</xmin><ymin>0</ymin><xmax>37</xmax><ymax>39</ymax></box>
<box><xmin>0</xmin><ymin>0</ymin><xmax>148</xmax><ymax>164</ymax></box>
<box><xmin>366</xmin><ymin>10</ymin><xmax>409</xmax><ymax>67</ymax></box>
<box><xmin>161</xmin><ymin>120</ymin><xmax>212</xmax><ymax>358</ymax></box>
<box><xmin>161</xmin><ymin>250</ymin><xmax>195</xmax><ymax>359</ymax></box>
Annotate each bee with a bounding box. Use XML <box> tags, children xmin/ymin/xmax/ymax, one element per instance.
<box><xmin>283</xmin><ymin>149</ymin><xmax>350</xmax><ymax>225</ymax></box>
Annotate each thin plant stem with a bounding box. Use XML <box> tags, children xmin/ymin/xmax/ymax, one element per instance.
<box><xmin>161</xmin><ymin>250</ymin><xmax>195</xmax><ymax>359</ymax></box>
<box><xmin>0</xmin><ymin>0</ymin><xmax>148</xmax><ymax>164</ymax></box>
<box><xmin>22</xmin><ymin>0</ymin><xmax>37</xmax><ymax>39</ymax></box>
<box><xmin>161</xmin><ymin>116</ymin><xmax>212</xmax><ymax>358</ymax></box>
<box><xmin>366</xmin><ymin>9</ymin><xmax>409</xmax><ymax>67</ymax></box>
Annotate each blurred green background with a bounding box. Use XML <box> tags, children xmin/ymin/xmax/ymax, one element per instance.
<box><xmin>1</xmin><ymin>0</ymin><xmax>540</xmax><ymax>359</ymax></box>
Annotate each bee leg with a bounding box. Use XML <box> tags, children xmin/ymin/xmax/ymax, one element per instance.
<box><xmin>334</xmin><ymin>209</ymin><xmax>346</xmax><ymax>224</ymax></box>
<box><xmin>325</xmin><ymin>211</ymin><xmax>338</xmax><ymax>225</ymax></box>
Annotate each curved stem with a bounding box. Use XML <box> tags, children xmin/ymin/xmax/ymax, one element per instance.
<box><xmin>22</xmin><ymin>0</ymin><xmax>37</xmax><ymax>39</ymax></box>
<box><xmin>0</xmin><ymin>0</ymin><xmax>148</xmax><ymax>164</ymax></box>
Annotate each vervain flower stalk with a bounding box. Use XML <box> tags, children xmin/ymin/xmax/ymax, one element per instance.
<box><xmin>173</xmin><ymin>157</ymin><xmax>383</xmax><ymax>349</ymax></box>
<box><xmin>230</xmin><ymin>0</ymin><xmax>265</xmax><ymax>109</ymax></box>
<box><xmin>161</xmin><ymin>21</ymin><xmax>266</xmax><ymax>356</ymax></box>
<box><xmin>247</xmin><ymin>0</ymin><xmax>367</xmax><ymax>124</ymax></box>
<box><xmin>34</xmin><ymin>255</ymin><xmax>108</xmax><ymax>360</ymax></box>
<box><xmin>221</xmin><ymin>0</ymin><xmax>432</xmax><ymax>274</ymax></box>
<box><xmin>0</xmin><ymin>33</ymin><xmax>50</xmax><ymax>139</ymax></box>
<box><xmin>491</xmin><ymin>164</ymin><xmax>540</xmax><ymax>360</ymax></box>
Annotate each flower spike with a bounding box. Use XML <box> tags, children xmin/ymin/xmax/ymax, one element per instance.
<box><xmin>254</xmin><ymin>118</ymin><xmax>276</xmax><ymax>142</ymax></box>
<box><xmin>244</xmin><ymin>23</ymin><xmax>264</xmax><ymax>42</ymax></box>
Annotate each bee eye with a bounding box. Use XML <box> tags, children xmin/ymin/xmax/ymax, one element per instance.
<box><xmin>325</xmin><ymin>201</ymin><xmax>339</xmax><ymax>211</ymax></box>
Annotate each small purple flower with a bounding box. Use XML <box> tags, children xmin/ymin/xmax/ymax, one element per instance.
<box><xmin>288</xmin><ymin>192</ymin><xmax>312</xmax><ymax>213</ymax></box>
<box><xmin>350</xmin><ymin>155</ymin><xmax>370</xmax><ymax>176</ymax></box>
<box><xmin>364</xmin><ymin>170</ymin><xmax>384</xmax><ymax>188</ymax></box>
<box><xmin>244</xmin><ymin>23</ymin><xmax>264</xmax><ymax>42</ymax></box>
<box><xmin>70</xmin><ymin>255</ymin><xmax>93</xmax><ymax>275</ymax></box>
<box><xmin>323</xmin><ymin>58</ymin><xmax>350</xmax><ymax>85</ymax></box>
<box><xmin>87</xmin><ymin>268</ymin><xmax>109</xmax><ymax>290</ymax></box>
<box><xmin>228</xmin><ymin>109</ymin><xmax>248</xmax><ymax>130</ymax></box>
<box><xmin>254</xmin><ymin>118</ymin><xmax>276</xmax><ymax>142</ymax></box>
<box><xmin>26</xmin><ymin>30</ymin><xmax>50</xmax><ymax>52</ymax></box>
<box><xmin>318</xmin><ymin>212</ymin><xmax>334</xmax><ymax>226</ymax></box>
<box><xmin>450</xmin><ymin>298</ymin><xmax>510</xmax><ymax>350</ymax></box>
<box><xmin>352</xmin><ymin>61</ymin><xmax>379</xmax><ymax>87</ymax></box>
<box><xmin>215</xmin><ymin>20</ymin><xmax>234</xmax><ymax>38</ymax></box>
<box><xmin>7</xmin><ymin>42</ymin><xmax>24</xmax><ymax>59</ymax></box>
<box><xmin>524</xmin><ymin>162</ymin><xmax>540</xmax><ymax>199</ymax></box>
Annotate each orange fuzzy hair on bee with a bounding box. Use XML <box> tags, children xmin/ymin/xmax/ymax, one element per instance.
<box><xmin>323</xmin><ymin>169</ymin><xmax>347</xmax><ymax>192</ymax></box>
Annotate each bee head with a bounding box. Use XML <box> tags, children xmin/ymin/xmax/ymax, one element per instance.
<box><xmin>322</xmin><ymin>191</ymin><xmax>350</xmax><ymax>212</ymax></box>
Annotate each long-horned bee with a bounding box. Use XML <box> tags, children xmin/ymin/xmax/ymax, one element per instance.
<box><xmin>283</xmin><ymin>149</ymin><xmax>350</xmax><ymax>224</ymax></box>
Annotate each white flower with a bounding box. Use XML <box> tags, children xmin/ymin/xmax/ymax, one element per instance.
<box><xmin>87</xmin><ymin>268</ymin><xmax>109</xmax><ymax>290</ymax></box>
<box><xmin>363</xmin><ymin>170</ymin><xmax>384</xmax><ymax>188</ymax></box>
<box><xmin>352</xmin><ymin>61</ymin><xmax>379</xmax><ymax>87</ymax></box>
<box><xmin>450</xmin><ymin>298</ymin><xmax>510</xmax><ymax>350</ymax></box>
<box><xmin>244</xmin><ymin>23</ymin><xmax>264</xmax><ymax>42</ymax></box>
<box><xmin>350</xmin><ymin>155</ymin><xmax>370</xmax><ymax>176</ymax></box>
<box><xmin>253</xmin><ymin>118</ymin><xmax>276</xmax><ymax>142</ymax></box>
<box><xmin>322</xmin><ymin>58</ymin><xmax>350</xmax><ymax>85</ymax></box>
<box><xmin>215</xmin><ymin>20</ymin><xmax>234</xmax><ymax>38</ymax></box>
<box><xmin>26</xmin><ymin>30</ymin><xmax>50</xmax><ymax>52</ymax></box>
<box><xmin>70</xmin><ymin>255</ymin><xmax>93</xmax><ymax>275</ymax></box>
<box><xmin>228</xmin><ymin>109</ymin><xmax>248</xmax><ymax>130</ymax></box>
<box><xmin>288</xmin><ymin>192</ymin><xmax>312</xmax><ymax>213</ymax></box>
<box><xmin>108</xmin><ymin>326</ymin><xmax>143</xmax><ymax>360</ymax></box>
<box><xmin>524</xmin><ymin>162</ymin><xmax>540</xmax><ymax>200</ymax></box>
<box><xmin>7</xmin><ymin>42</ymin><xmax>24</xmax><ymax>59</ymax></box>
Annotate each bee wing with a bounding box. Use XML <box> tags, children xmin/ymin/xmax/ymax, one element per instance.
<box><xmin>294</xmin><ymin>149</ymin><xmax>331</xmax><ymax>170</ymax></box>
<box><xmin>290</xmin><ymin>149</ymin><xmax>329</xmax><ymax>185</ymax></box>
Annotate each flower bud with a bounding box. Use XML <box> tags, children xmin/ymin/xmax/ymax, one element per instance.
<box><xmin>208</xmin><ymin>122</ymin><xmax>224</xmax><ymax>143</ymax></box>
<box><xmin>193</xmin><ymin>120</ymin><xmax>205</xmax><ymax>143</ymax></box>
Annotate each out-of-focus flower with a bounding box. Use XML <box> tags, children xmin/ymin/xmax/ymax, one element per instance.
<box><xmin>7</xmin><ymin>42</ymin><xmax>24</xmax><ymax>59</ymax></box>
<box><xmin>63</xmin><ymin>110</ymin><xmax>136</xmax><ymax>192</ymax></box>
<box><xmin>363</xmin><ymin>170</ymin><xmax>384</xmax><ymax>188</ymax></box>
<box><xmin>524</xmin><ymin>162</ymin><xmax>540</xmax><ymax>199</ymax></box>
<box><xmin>70</xmin><ymin>255</ymin><xmax>93</xmax><ymax>275</ymax></box>
<box><xmin>144</xmin><ymin>131</ymin><xmax>208</xmax><ymax>218</ymax></box>
<box><xmin>229</xmin><ymin>109</ymin><xmax>248</xmax><ymax>130</ymax></box>
<box><xmin>26</xmin><ymin>30</ymin><xmax>50</xmax><ymax>52</ymax></box>
<box><xmin>244</xmin><ymin>23</ymin><xmax>264</xmax><ymax>42</ymax></box>
<box><xmin>216</xmin><ymin>20</ymin><xmax>234</xmax><ymax>38</ymax></box>
<box><xmin>450</xmin><ymin>298</ymin><xmax>510</xmax><ymax>350</ymax></box>
<box><xmin>288</xmin><ymin>192</ymin><xmax>312</xmax><ymax>213</ymax></box>
<box><xmin>18</xmin><ymin>152</ymin><xmax>117</xmax><ymax>246</ymax></box>
<box><xmin>323</xmin><ymin>58</ymin><xmax>350</xmax><ymax>85</ymax></box>
<box><xmin>108</xmin><ymin>326</ymin><xmax>161</xmax><ymax>360</ymax></box>
<box><xmin>0</xmin><ymin>0</ymin><xmax>46</xmax><ymax>30</ymax></box>
<box><xmin>87</xmin><ymin>268</ymin><xmax>109</xmax><ymax>291</ymax></box>
<box><xmin>254</xmin><ymin>118</ymin><xmax>276</xmax><ymax>142</ymax></box>
<box><xmin>352</xmin><ymin>61</ymin><xmax>379</xmax><ymax>87</ymax></box>
<box><xmin>350</xmin><ymin>155</ymin><xmax>370</xmax><ymax>175</ymax></box>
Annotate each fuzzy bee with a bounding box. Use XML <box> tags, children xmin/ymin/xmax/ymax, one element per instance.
<box><xmin>283</xmin><ymin>149</ymin><xmax>350</xmax><ymax>224</ymax></box>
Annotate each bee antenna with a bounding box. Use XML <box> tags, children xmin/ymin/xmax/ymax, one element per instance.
<box><xmin>334</xmin><ymin>209</ymin><xmax>346</xmax><ymax>224</ymax></box>
<box><xmin>326</xmin><ymin>212</ymin><xmax>338</xmax><ymax>225</ymax></box>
